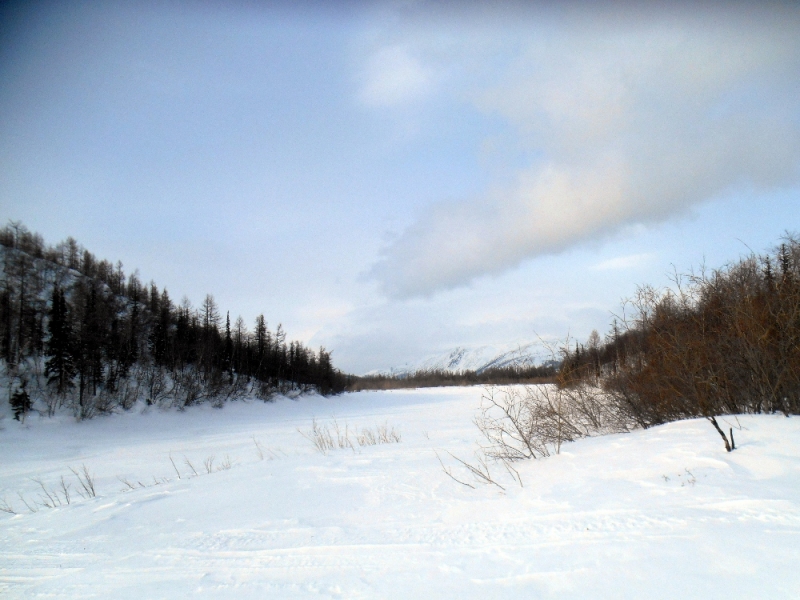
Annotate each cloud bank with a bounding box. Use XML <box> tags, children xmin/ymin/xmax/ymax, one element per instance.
<box><xmin>368</xmin><ymin>5</ymin><xmax>800</xmax><ymax>298</ymax></box>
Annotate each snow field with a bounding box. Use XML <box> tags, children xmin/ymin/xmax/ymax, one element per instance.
<box><xmin>1</xmin><ymin>386</ymin><xmax>800</xmax><ymax>599</ymax></box>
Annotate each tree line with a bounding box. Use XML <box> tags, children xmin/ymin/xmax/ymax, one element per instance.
<box><xmin>557</xmin><ymin>234</ymin><xmax>800</xmax><ymax>432</ymax></box>
<box><xmin>1</xmin><ymin>222</ymin><xmax>350</xmax><ymax>420</ymax></box>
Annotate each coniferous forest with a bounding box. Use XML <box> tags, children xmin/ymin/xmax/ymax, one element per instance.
<box><xmin>1</xmin><ymin>222</ymin><xmax>350</xmax><ymax>421</ymax></box>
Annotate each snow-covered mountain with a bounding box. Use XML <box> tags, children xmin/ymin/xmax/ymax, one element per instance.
<box><xmin>369</xmin><ymin>342</ymin><xmax>557</xmax><ymax>377</ymax></box>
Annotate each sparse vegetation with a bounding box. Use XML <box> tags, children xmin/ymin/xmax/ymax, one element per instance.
<box><xmin>69</xmin><ymin>464</ymin><xmax>97</xmax><ymax>498</ymax></box>
<box><xmin>299</xmin><ymin>418</ymin><xmax>402</xmax><ymax>454</ymax></box>
<box><xmin>1</xmin><ymin>444</ymin><xmax>255</xmax><ymax>516</ymax></box>
<box><xmin>1</xmin><ymin>464</ymin><xmax>97</xmax><ymax>514</ymax></box>
<box><xmin>439</xmin><ymin>383</ymin><xmax>628</xmax><ymax>490</ymax></box>
<box><xmin>475</xmin><ymin>384</ymin><xmax>633</xmax><ymax>462</ymax></box>
<box><xmin>203</xmin><ymin>456</ymin><xmax>216</xmax><ymax>474</ymax></box>
<box><xmin>436</xmin><ymin>449</ymin><xmax>511</xmax><ymax>491</ymax></box>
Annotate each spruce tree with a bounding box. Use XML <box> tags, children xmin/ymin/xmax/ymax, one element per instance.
<box><xmin>11</xmin><ymin>381</ymin><xmax>32</xmax><ymax>422</ymax></box>
<box><xmin>44</xmin><ymin>287</ymin><xmax>75</xmax><ymax>395</ymax></box>
<box><xmin>254</xmin><ymin>314</ymin><xmax>267</xmax><ymax>375</ymax></box>
<box><xmin>224</xmin><ymin>311</ymin><xmax>233</xmax><ymax>380</ymax></box>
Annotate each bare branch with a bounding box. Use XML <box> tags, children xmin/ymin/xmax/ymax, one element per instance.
<box><xmin>434</xmin><ymin>450</ymin><xmax>474</xmax><ymax>489</ymax></box>
<box><xmin>183</xmin><ymin>457</ymin><xmax>198</xmax><ymax>476</ymax></box>
<box><xmin>0</xmin><ymin>496</ymin><xmax>15</xmax><ymax>514</ymax></box>
<box><xmin>169</xmin><ymin>454</ymin><xmax>182</xmax><ymax>479</ymax></box>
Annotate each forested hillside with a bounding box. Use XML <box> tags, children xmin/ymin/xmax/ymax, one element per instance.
<box><xmin>1</xmin><ymin>222</ymin><xmax>349</xmax><ymax>421</ymax></box>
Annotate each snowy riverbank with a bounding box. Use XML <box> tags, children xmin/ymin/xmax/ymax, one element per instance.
<box><xmin>2</xmin><ymin>387</ymin><xmax>799</xmax><ymax>598</ymax></box>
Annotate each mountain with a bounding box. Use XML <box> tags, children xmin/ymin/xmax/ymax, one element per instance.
<box><xmin>369</xmin><ymin>342</ymin><xmax>558</xmax><ymax>377</ymax></box>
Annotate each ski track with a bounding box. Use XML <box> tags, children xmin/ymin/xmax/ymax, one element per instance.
<box><xmin>2</xmin><ymin>387</ymin><xmax>800</xmax><ymax>598</ymax></box>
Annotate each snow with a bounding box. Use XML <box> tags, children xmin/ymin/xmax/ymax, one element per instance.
<box><xmin>1</xmin><ymin>387</ymin><xmax>799</xmax><ymax>598</ymax></box>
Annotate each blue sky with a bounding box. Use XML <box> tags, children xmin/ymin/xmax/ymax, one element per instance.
<box><xmin>2</xmin><ymin>1</ymin><xmax>799</xmax><ymax>374</ymax></box>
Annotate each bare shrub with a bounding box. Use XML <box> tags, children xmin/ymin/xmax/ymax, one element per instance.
<box><xmin>356</xmin><ymin>427</ymin><xmax>376</xmax><ymax>447</ymax></box>
<box><xmin>58</xmin><ymin>476</ymin><xmax>72</xmax><ymax>504</ymax></box>
<box><xmin>299</xmin><ymin>418</ymin><xmax>336</xmax><ymax>454</ymax></box>
<box><xmin>70</xmin><ymin>464</ymin><xmax>96</xmax><ymax>498</ymax></box>
<box><xmin>255</xmin><ymin>381</ymin><xmax>277</xmax><ymax>402</ymax></box>
<box><xmin>6</xmin><ymin>474</ymin><xmax>82</xmax><ymax>513</ymax></box>
<box><xmin>44</xmin><ymin>388</ymin><xmax>65</xmax><ymax>417</ymax></box>
<box><xmin>117</xmin><ymin>474</ymin><xmax>169</xmax><ymax>491</ymax></box>
<box><xmin>87</xmin><ymin>388</ymin><xmax>117</xmax><ymax>417</ymax></box>
<box><xmin>117</xmin><ymin>477</ymin><xmax>138</xmax><ymax>491</ymax></box>
<box><xmin>17</xmin><ymin>492</ymin><xmax>38</xmax><ymax>513</ymax></box>
<box><xmin>331</xmin><ymin>420</ymin><xmax>355</xmax><ymax>451</ymax></box>
<box><xmin>298</xmin><ymin>418</ymin><xmax>353</xmax><ymax>454</ymax></box>
<box><xmin>299</xmin><ymin>418</ymin><xmax>401</xmax><ymax>454</ymax></box>
<box><xmin>376</xmin><ymin>422</ymin><xmax>402</xmax><ymax>444</ymax></box>
<box><xmin>439</xmin><ymin>384</ymin><xmax>630</xmax><ymax>492</ymax></box>
<box><xmin>172</xmin><ymin>367</ymin><xmax>204</xmax><ymax>409</ymax></box>
<box><xmin>32</xmin><ymin>478</ymin><xmax>62</xmax><ymax>508</ymax></box>
<box><xmin>475</xmin><ymin>385</ymin><xmax>634</xmax><ymax>463</ymax></box>
<box><xmin>116</xmin><ymin>375</ymin><xmax>141</xmax><ymax>411</ymax></box>
<box><xmin>356</xmin><ymin>422</ymin><xmax>400</xmax><ymax>446</ymax></box>
<box><xmin>561</xmin><ymin>235</ymin><xmax>800</xmax><ymax>434</ymax></box>
<box><xmin>136</xmin><ymin>364</ymin><xmax>173</xmax><ymax>407</ymax></box>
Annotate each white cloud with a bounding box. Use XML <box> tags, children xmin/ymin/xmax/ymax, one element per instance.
<box><xmin>369</xmin><ymin>6</ymin><xmax>800</xmax><ymax>298</ymax></box>
<box><xmin>358</xmin><ymin>44</ymin><xmax>432</xmax><ymax>107</ymax></box>
<box><xmin>592</xmin><ymin>253</ymin><xmax>654</xmax><ymax>271</ymax></box>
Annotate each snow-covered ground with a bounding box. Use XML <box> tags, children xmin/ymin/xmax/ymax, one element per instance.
<box><xmin>1</xmin><ymin>387</ymin><xmax>799</xmax><ymax>599</ymax></box>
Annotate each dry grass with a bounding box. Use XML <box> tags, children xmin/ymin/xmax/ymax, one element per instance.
<box><xmin>299</xmin><ymin>418</ymin><xmax>402</xmax><ymax>454</ymax></box>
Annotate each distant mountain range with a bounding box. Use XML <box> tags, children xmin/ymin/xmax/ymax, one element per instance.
<box><xmin>368</xmin><ymin>342</ymin><xmax>559</xmax><ymax>377</ymax></box>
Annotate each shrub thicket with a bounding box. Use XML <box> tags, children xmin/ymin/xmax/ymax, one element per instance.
<box><xmin>561</xmin><ymin>235</ymin><xmax>800</xmax><ymax>425</ymax></box>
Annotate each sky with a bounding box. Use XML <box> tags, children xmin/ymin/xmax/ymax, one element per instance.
<box><xmin>1</xmin><ymin>0</ymin><xmax>799</xmax><ymax>374</ymax></box>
